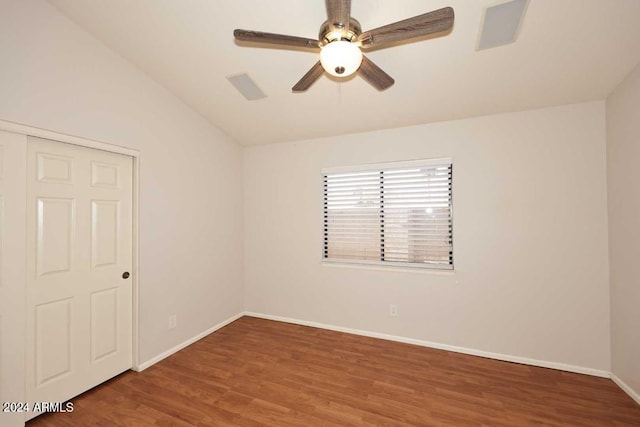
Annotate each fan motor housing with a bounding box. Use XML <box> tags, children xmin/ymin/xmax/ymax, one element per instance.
<box><xmin>319</xmin><ymin>18</ymin><xmax>362</xmax><ymax>45</ymax></box>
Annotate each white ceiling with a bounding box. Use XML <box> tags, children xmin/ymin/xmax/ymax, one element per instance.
<box><xmin>48</xmin><ymin>0</ymin><xmax>640</xmax><ymax>146</ymax></box>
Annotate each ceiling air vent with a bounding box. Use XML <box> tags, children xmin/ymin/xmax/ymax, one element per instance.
<box><xmin>477</xmin><ymin>0</ymin><xmax>529</xmax><ymax>50</ymax></box>
<box><xmin>227</xmin><ymin>73</ymin><xmax>266</xmax><ymax>101</ymax></box>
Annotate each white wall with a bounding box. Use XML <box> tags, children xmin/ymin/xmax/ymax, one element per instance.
<box><xmin>0</xmin><ymin>0</ymin><xmax>244</xmax><ymax>364</ymax></box>
<box><xmin>607</xmin><ymin>63</ymin><xmax>640</xmax><ymax>400</ymax></box>
<box><xmin>244</xmin><ymin>101</ymin><xmax>611</xmax><ymax>372</ymax></box>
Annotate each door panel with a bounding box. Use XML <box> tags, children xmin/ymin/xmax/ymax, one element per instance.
<box><xmin>37</xmin><ymin>198</ymin><xmax>74</xmax><ymax>276</ymax></box>
<box><xmin>36</xmin><ymin>152</ymin><xmax>73</xmax><ymax>184</ymax></box>
<box><xmin>91</xmin><ymin>161</ymin><xmax>119</xmax><ymax>188</ymax></box>
<box><xmin>90</xmin><ymin>287</ymin><xmax>118</xmax><ymax>361</ymax></box>
<box><xmin>91</xmin><ymin>200</ymin><xmax>119</xmax><ymax>268</ymax></box>
<box><xmin>26</xmin><ymin>137</ymin><xmax>132</xmax><ymax>418</ymax></box>
<box><xmin>35</xmin><ymin>298</ymin><xmax>72</xmax><ymax>386</ymax></box>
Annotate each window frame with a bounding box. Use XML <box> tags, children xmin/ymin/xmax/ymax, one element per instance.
<box><xmin>321</xmin><ymin>158</ymin><xmax>454</xmax><ymax>271</ymax></box>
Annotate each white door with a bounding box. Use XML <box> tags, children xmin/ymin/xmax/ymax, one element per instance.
<box><xmin>26</xmin><ymin>137</ymin><xmax>133</xmax><ymax>417</ymax></box>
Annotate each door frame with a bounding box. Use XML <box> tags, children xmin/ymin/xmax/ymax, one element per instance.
<box><xmin>0</xmin><ymin>119</ymin><xmax>142</xmax><ymax>377</ymax></box>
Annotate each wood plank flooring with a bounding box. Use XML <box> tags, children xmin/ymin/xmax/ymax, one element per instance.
<box><xmin>28</xmin><ymin>316</ymin><xmax>640</xmax><ymax>426</ymax></box>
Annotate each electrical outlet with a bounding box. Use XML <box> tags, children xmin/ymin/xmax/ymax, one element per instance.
<box><xmin>390</xmin><ymin>304</ymin><xmax>398</xmax><ymax>317</ymax></box>
<box><xmin>168</xmin><ymin>314</ymin><xmax>177</xmax><ymax>329</ymax></box>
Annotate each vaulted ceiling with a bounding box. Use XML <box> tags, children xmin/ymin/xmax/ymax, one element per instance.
<box><xmin>48</xmin><ymin>0</ymin><xmax>640</xmax><ymax>145</ymax></box>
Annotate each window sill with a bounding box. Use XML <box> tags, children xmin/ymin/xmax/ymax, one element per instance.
<box><xmin>320</xmin><ymin>260</ymin><xmax>456</xmax><ymax>275</ymax></box>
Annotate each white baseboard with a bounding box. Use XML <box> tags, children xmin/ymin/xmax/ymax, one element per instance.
<box><xmin>244</xmin><ymin>311</ymin><xmax>611</xmax><ymax>379</ymax></box>
<box><xmin>135</xmin><ymin>312</ymin><xmax>244</xmax><ymax>372</ymax></box>
<box><xmin>611</xmin><ymin>374</ymin><xmax>640</xmax><ymax>405</ymax></box>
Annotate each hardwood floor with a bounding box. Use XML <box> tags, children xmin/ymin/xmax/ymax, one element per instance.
<box><xmin>28</xmin><ymin>316</ymin><xmax>640</xmax><ymax>426</ymax></box>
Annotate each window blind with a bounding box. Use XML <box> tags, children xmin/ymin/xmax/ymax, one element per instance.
<box><xmin>323</xmin><ymin>161</ymin><xmax>453</xmax><ymax>269</ymax></box>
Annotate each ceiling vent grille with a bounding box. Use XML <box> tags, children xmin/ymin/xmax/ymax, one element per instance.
<box><xmin>227</xmin><ymin>73</ymin><xmax>266</xmax><ymax>100</ymax></box>
<box><xmin>477</xmin><ymin>0</ymin><xmax>529</xmax><ymax>50</ymax></box>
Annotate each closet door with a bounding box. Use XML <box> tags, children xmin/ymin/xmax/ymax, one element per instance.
<box><xmin>26</xmin><ymin>137</ymin><xmax>133</xmax><ymax>418</ymax></box>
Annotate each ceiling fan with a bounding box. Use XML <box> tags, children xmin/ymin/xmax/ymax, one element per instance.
<box><xmin>233</xmin><ymin>1</ymin><xmax>454</xmax><ymax>92</ymax></box>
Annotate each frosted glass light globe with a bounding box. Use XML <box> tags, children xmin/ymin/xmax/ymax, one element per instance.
<box><xmin>320</xmin><ymin>41</ymin><xmax>363</xmax><ymax>77</ymax></box>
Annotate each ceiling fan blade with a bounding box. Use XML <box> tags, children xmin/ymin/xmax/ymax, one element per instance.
<box><xmin>358</xmin><ymin>7</ymin><xmax>454</xmax><ymax>48</ymax></box>
<box><xmin>234</xmin><ymin>29</ymin><xmax>320</xmax><ymax>50</ymax></box>
<box><xmin>358</xmin><ymin>55</ymin><xmax>394</xmax><ymax>90</ymax></box>
<box><xmin>326</xmin><ymin>0</ymin><xmax>351</xmax><ymax>29</ymax></box>
<box><xmin>292</xmin><ymin>61</ymin><xmax>325</xmax><ymax>92</ymax></box>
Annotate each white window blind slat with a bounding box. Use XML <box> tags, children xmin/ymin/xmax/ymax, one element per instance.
<box><xmin>323</xmin><ymin>161</ymin><xmax>453</xmax><ymax>269</ymax></box>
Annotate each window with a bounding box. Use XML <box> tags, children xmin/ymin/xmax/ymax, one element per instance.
<box><xmin>322</xmin><ymin>159</ymin><xmax>453</xmax><ymax>269</ymax></box>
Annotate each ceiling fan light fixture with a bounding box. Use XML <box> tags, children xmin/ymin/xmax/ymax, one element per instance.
<box><xmin>320</xmin><ymin>40</ymin><xmax>363</xmax><ymax>77</ymax></box>
<box><xmin>234</xmin><ymin>2</ymin><xmax>455</xmax><ymax>91</ymax></box>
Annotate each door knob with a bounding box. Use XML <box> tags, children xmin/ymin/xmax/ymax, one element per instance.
<box><xmin>122</xmin><ymin>272</ymin><xmax>130</xmax><ymax>279</ymax></box>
